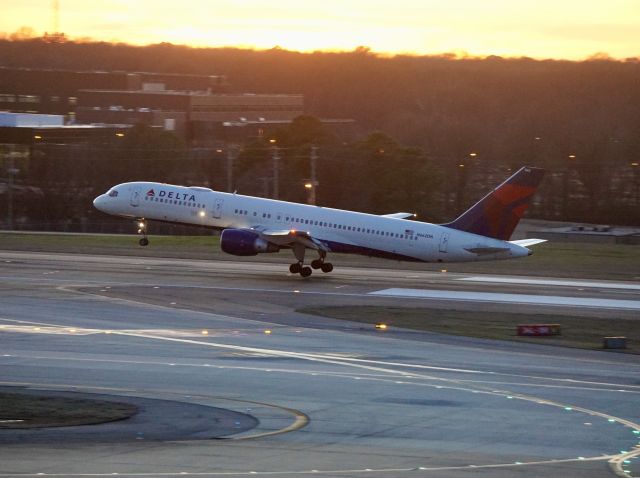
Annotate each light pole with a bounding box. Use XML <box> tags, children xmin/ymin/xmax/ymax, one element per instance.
<box><xmin>632</xmin><ymin>161</ymin><xmax>639</xmax><ymax>207</ymax></box>
<box><xmin>4</xmin><ymin>146</ymin><xmax>25</xmax><ymax>230</ymax></box>
<box><xmin>306</xmin><ymin>145</ymin><xmax>319</xmax><ymax>205</ymax></box>
<box><xmin>270</xmin><ymin>139</ymin><xmax>279</xmax><ymax>199</ymax></box>
<box><xmin>563</xmin><ymin>154</ymin><xmax>576</xmax><ymax>220</ymax></box>
<box><xmin>225</xmin><ymin>144</ymin><xmax>238</xmax><ymax>193</ymax></box>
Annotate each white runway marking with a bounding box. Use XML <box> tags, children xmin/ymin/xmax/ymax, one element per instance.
<box><xmin>458</xmin><ymin>276</ymin><xmax>640</xmax><ymax>290</ymax></box>
<box><xmin>369</xmin><ymin>288</ymin><xmax>640</xmax><ymax>310</ymax></box>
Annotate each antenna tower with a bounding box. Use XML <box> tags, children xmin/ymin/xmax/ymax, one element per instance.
<box><xmin>53</xmin><ymin>0</ymin><xmax>60</xmax><ymax>33</ymax></box>
<box><xmin>44</xmin><ymin>0</ymin><xmax>65</xmax><ymax>42</ymax></box>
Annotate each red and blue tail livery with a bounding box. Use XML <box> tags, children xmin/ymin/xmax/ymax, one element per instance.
<box><xmin>443</xmin><ymin>167</ymin><xmax>545</xmax><ymax>241</ymax></box>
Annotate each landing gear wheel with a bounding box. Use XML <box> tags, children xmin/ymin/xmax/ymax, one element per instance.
<box><xmin>300</xmin><ymin>266</ymin><xmax>312</xmax><ymax>278</ymax></box>
<box><xmin>311</xmin><ymin>259</ymin><xmax>323</xmax><ymax>269</ymax></box>
<box><xmin>320</xmin><ymin>262</ymin><xmax>333</xmax><ymax>273</ymax></box>
<box><xmin>136</xmin><ymin>219</ymin><xmax>149</xmax><ymax>246</ymax></box>
<box><xmin>289</xmin><ymin>263</ymin><xmax>302</xmax><ymax>274</ymax></box>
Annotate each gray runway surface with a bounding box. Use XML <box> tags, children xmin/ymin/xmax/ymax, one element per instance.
<box><xmin>0</xmin><ymin>251</ymin><xmax>639</xmax><ymax>477</ymax></box>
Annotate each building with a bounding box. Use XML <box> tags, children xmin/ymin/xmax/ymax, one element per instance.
<box><xmin>0</xmin><ymin>66</ymin><xmax>227</xmax><ymax>117</ymax></box>
<box><xmin>1</xmin><ymin>67</ymin><xmax>357</xmax><ymax>147</ymax></box>
<box><xmin>0</xmin><ymin>112</ymin><xmax>129</xmax><ymax>146</ymax></box>
<box><xmin>0</xmin><ymin>67</ymin><xmax>311</xmax><ymax>144</ymax></box>
<box><xmin>75</xmin><ymin>89</ymin><xmax>304</xmax><ymax>144</ymax></box>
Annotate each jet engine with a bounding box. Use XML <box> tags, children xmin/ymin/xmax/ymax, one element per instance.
<box><xmin>220</xmin><ymin>229</ymin><xmax>280</xmax><ymax>256</ymax></box>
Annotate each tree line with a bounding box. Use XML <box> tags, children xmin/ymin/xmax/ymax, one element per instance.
<box><xmin>0</xmin><ymin>39</ymin><xmax>639</xmax><ymax>228</ymax></box>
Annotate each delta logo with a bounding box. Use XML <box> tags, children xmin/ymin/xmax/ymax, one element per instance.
<box><xmin>146</xmin><ymin>189</ymin><xmax>197</xmax><ymax>202</ymax></box>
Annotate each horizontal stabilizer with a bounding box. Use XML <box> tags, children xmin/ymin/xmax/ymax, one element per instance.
<box><xmin>382</xmin><ymin>212</ymin><xmax>416</xmax><ymax>219</ymax></box>
<box><xmin>509</xmin><ymin>238</ymin><xmax>547</xmax><ymax>247</ymax></box>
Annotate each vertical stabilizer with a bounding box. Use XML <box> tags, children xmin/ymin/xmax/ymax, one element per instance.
<box><xmin>442</xmin><ymin>166</ymin><xmax>545</xmax><ymax>240</ymax></box>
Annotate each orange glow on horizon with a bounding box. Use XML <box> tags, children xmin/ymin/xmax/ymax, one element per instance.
<box><xmin>1</xmin><ymin>0</ymin><xmax>639</xmax><ymax>61</ymax></box>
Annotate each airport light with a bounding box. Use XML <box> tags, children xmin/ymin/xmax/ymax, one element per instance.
<box><xmin>269</xmin><ymin>138</ymin><xmax>277</xmax><ymax>144</ymax></box>
<box><xmin>568</xmin><ymin>154</ymin><xmax>576</xmax><ymax>159</ymax></box>
<box><xmin>115</xmin><ymin>132</ymin><xmax>125</xmax><ymax>137</ymax></box>
<box><xmin>304</xmin><ymin>182</ymin><xmax>313</xmax><ymax>189</ymax></box>
<box><xmin>469</xmin><ymin>152</ymin><xmax>477</xmax><ymax>157</ymax></box>
<box><xmin>631</xmin><ymin>162</ymin><xmax>639</xmax><ymax>167</ymax></box>
<box><xmin>33</xmin><ymin>135</ymin><xmax>42</xmax><ymax>140</ymax></box>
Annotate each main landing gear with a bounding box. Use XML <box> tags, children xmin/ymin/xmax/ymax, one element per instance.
<box><xmin>136</xmin><ymin>219</ymin><xmax>149</xmax><ymax>246</ymax></box>
<box><xmin>311</xmin><ymin>258</ymin><xmax>333</xmax><ymax>273</ymax></box>
<box><xmin>289</xmin><ymin>246</ymin><xmax>333</xmax><ymax>277</ymax></box>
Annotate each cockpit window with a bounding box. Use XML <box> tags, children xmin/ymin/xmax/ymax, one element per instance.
<box><xmin>108</xmin><ymin>189</ymin><xmax>119</xmax><ymax>197</ymax></box>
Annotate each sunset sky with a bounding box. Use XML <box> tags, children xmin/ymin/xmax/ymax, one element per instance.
<box><xmin>1</xmin><ymin>0</ymin><xmax>638</xmax><ymax>60</ymax></box>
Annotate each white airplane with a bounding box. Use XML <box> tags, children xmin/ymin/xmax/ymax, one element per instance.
<box><xmin>93</xmin><ymin>166</ymin><xmax>546</xmax><ymax>277</ymax></box>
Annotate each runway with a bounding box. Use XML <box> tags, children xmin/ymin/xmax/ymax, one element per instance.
<box><xmin>0</xmin><ymin>251</ymin><xmax>639</xmax><ymax>477</ymax></box>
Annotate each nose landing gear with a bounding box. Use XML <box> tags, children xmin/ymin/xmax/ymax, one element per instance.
<box><xmin>136</xmin><ymin>219</ymin><xmax>149</xmax><ymax>246</ymax></box>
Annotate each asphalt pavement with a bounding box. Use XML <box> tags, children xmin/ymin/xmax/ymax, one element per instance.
<box><xmin>0</xmin><ymin>251</ymin><xmax>639</xmax><ymax>477</ymax></box>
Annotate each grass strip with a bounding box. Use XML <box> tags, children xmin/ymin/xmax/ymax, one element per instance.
<box><xmin>298</xmin><ymin>306</ymin><xmax>638</xmax><ymax>354</ymax></box>
<box><xmin>0</xmin><ymin>392</ymin><xmax>137</xmax><ymax>428</ymax></box>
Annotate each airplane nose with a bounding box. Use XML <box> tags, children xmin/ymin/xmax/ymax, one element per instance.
<box><xmin>93</xmin><ymin>195</ymin><xmax>107</xmax><ymax>211</ymax></box>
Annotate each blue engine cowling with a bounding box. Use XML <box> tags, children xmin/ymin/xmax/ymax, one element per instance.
<box><xmin>220</xmin><ymin>229</ymin><xmax>280</xmax><ymax>256</ymax></box>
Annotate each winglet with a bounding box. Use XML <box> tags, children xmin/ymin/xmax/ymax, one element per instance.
<box><xmin>442</xmin><ymin>167</ymin><xmax>545</xmax><ymax>241</ymax></box>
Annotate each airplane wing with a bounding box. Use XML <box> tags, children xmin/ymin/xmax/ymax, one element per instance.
<box><xmin>509</xmin><ymin>238</ymin><xmax>548</xmax><ymax>247</ymax></box>
<box><xmin>254</xmin><ymin>227</ymin><xmax>330</xmax><ymax>251</ymax></box>
<box><xmin>381</xmin><ymin>212</ymin><xmax>416</xmax><ymax>219</ymax></box>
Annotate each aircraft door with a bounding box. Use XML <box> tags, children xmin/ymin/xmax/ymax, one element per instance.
<box><xmin>439</xmin><ymin>232</ymin><xmax>449</xmax><ymax>253</ymax></box>
<box><xmin>212</xmin><ymin>198</ymin><xmax>224</xmax><ymax>219</ymax></box>
<box><xmin>130</xmin><ymin>188</ymin><xmax>140</xmax><ymax>207</ymax></box>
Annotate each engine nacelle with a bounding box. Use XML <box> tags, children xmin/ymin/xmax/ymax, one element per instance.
<box><xmin>220</xmin><ymin>229</ymin><xmax>280</xmax><ymax>256</ymax></box>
